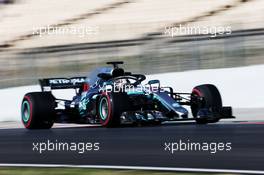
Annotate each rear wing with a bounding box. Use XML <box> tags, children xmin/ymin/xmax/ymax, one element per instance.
<box><xmin>39</xmin><ymin>77</ymin><xmax>86</xmax><ymax>91</ymax></box>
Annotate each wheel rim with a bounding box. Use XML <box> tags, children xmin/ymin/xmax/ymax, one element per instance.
<box><xmin>22</xmin><ymin>100</ymin><xmax>30</xmax><ymax>122</ymax></box>
<box><xmin>99</xmin><ymin>97</ymin><xmax>109</xmax><ymax>120</ymax></box>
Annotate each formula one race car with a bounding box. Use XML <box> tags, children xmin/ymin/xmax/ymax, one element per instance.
<box><xmin>21</xmin><ymin>61</ymin><xmax>234</xmax><ymax>129</ymax></box>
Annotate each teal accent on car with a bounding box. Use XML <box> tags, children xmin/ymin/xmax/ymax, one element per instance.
<box><xmin>126</xmin><ymin>91</ymin><xmax>145</xmax><ymax>95</ymax></box>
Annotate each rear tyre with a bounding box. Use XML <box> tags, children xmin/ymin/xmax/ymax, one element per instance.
<box><xmin>21</xmin><ymin>92</ymin><xmax>56</xmax><ymax>129</ymax></box>
<box><xmin>191</xmin><ymin>84</ymin><xmax>222</xmax><ymax>124</ymax></box>
<box><xmin>98</xmin><ymin>92</ymin><xmax>128</xmax><ymax>127</ymax></box>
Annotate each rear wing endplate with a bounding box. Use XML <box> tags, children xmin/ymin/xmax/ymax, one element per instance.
<box><xmin>39</xmin><ymin>77</ymin><xmax>86</xmax><ymax>91</ymax></box>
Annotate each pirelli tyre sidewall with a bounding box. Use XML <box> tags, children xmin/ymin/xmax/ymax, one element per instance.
<box><xmin>191</xmin><ymin>84</ymin><xmax>222</xmax><ymax>124</ymax></box>
<box><xmin>21</xmin><ymin>92</ymin><xmax>56</xmax><ymax>129</ymax></box>
<box><xmin>98</xmin><ymin>92</ymin><xmax>127</xmax><ymax>127</ymax></box>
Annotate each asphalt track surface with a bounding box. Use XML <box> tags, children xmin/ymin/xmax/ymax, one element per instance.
<box><xmin>0</xmin><ymin>121</ymin><xmax>264</xmax><ymax>172</ymax></box>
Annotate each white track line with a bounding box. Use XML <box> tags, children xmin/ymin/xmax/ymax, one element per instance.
<box><xmin>0</xmin><ymin>164</ymin><xmax>263</xmax><ymax>174</ymax></box>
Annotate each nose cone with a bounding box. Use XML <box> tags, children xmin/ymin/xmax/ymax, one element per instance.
<box><xmin>174</xmin><ymin>106</ymin><xmax>189</xmax><ymax>118</ymax></box>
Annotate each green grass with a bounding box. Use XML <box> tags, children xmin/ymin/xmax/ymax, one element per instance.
<box><xmin>0</xmin><ymin>167</ymin><xmax>234</xmax><ymax>175</ymax></box>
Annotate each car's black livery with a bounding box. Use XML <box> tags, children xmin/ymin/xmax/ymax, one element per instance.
<box><xmin>21</xmin><ymin>61</ymin><xmax>234</xmax><ymax>129</ymax></box>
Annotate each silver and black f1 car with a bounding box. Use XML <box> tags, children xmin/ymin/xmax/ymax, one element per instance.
<box><xmin>21</xmin><ymin>61</ymin><xmax>234</xmax><ymax>129</ymax></box>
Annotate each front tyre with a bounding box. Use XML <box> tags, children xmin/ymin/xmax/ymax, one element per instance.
<box><xmin>21</xmin><ymin>92</ymin><xmax>56</xmax><ymax>129</ymax></box>
<box><xmin>191</xmin><ymin>84</ymin><xmax>222</xmax><ymax>124</ymax></box>
<box><xmin>98</xmin><ymin>92</ymin><xmax>127</xmax><ymax>127</ymax></box>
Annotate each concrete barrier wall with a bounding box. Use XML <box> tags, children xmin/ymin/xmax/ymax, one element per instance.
<box><xmin>1</xmin><ymin>64</ymin><xmax>263</xmax><ymax>121</ymax></box>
